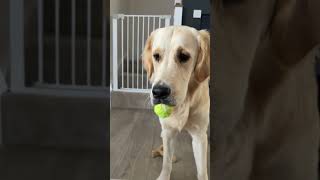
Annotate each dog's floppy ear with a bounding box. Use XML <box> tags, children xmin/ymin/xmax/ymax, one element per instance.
<box><xmin>195</xmin><ymin>30</ymin><xmax>210</xmax><ymax>82</ymax></box>
<box><xmin>142</xmin><ymin>33</ymin><xmax>154</xmax><ymax>79</ymax></box>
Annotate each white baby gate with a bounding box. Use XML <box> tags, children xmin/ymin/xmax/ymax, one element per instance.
<box><xmin>112</xmin><ymin>14</ymin><xmax>171</xmax><ymax>93</ymax></box>
<box><xmin>10</xmin><ymin>0</ymin><xmax>108</xmax><ymax>97</ymax></box>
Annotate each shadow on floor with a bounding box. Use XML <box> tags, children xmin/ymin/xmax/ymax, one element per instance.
<box><xmin>0</xmin><ymin>145</ymin><xmax>107</xmax><ymax>180</ymax></box>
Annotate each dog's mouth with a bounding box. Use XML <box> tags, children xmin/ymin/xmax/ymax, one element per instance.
<box><xmin>152</xmin><ymin>97</ymin><xmax>176</xmax><ymax>106</ymax></box>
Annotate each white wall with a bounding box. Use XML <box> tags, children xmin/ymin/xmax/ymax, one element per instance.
<box><xmin>128</xmin><ymin>0</ymin><xmax>173</xmax><ymax>15</ymax></box>
<box><xmin>110</xmin><ymin>0</ymin><xmax>174</xmax><ymax>16</ymax></box>
<box><xmin>110</xmin><ymin>0</ymin><xmax>128</xmax><ymax>16</ymax></box>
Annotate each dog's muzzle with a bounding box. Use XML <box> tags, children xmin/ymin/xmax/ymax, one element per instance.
<box><xmin>152</xmin><ymin>83</ymin><xmax>175</xmax><ymax>106</ymax></box>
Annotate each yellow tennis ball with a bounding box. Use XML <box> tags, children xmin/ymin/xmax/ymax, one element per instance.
<box><xmin>154</xmin><ymin>104</ymin><xmax>173</xmax><ymax>119</ymax></box>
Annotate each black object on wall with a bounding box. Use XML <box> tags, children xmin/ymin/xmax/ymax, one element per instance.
<box><xmin>182</xmin><ymin>0</ymin><xmax>210</xmax><ymax>30</ymax></box>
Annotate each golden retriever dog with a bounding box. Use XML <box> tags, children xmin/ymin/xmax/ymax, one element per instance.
<box><xmin>142</xmin><ymin>26</ymin><xmax>210</xmax><ymax>180</ymax></box>
<box><xmin>211</xmin><ymin>0</ymin><xmax>320</xmax><ymax>179</ymax></box>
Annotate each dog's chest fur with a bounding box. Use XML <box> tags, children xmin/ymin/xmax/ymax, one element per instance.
<box><xmin>160</xmin><ymin>79</ymin><xmax>210</xmax><ymax>132</ymax></box>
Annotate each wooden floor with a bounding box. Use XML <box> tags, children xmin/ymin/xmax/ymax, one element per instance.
<box><xmin>111</xmin><ymin>108</ymin><xmax>209</xmax><ymax>180</ymax></box>
<box><xmin>0</xmin><ymin>145</ymin><xmax>107</xmax><ymax>180</ymax></box>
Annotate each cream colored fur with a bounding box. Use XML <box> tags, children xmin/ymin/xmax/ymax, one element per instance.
<box><xmin>142</xmin><ymin>26</ymin><xmax>210</xmax><ymax>180</ymax></box>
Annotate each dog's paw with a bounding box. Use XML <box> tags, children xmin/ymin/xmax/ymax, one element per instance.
<box><xmin>172</xmin><ymin>156</ymin><xmax>177</xmax><ymax>163</ymax></box>
<box><xmin>151</xmin><ymin>145</ymin><xmax>177</xmax><ymax>163</ymax></box>
<box><xmin>152</xmin><ymin>145</ymin><xmax>163</xmax><ymax>158</ymax></box>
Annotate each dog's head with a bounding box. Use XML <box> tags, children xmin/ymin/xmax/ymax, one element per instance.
<box><xmin>142</xmin><ymin>26</ymin><xmax>210</xmax><ymax>107</ymax></box>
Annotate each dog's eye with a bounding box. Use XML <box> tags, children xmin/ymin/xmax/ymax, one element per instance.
<box><xmin>153</xmin><ymin>53</ymin><xmax>161</xmax><ymax>62</ymax></box>
<box><xmin>178</xmin><ymin>53</ymin><xmax>190</xmax><ymax>63</ymax></box>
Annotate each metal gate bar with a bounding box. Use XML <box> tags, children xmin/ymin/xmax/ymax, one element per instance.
<box><xmin>102</xmin><ymin>0</ymin><xmax>107</xmax><ymax>87</ymax></box>
<box><xmin>38</xmin><ymin>0</ymin><xmax>43</xmax><ymax>83</ymax></box>
<box><xmin>55</xmin><ymin>0</ymin><xmax>60</xmax><ymax>85</ymax></box>
<box><xmin>71</xmin><ymin>0</ymin><xmax>76</xmax><ymax>85</ymax></box>
<box><xmin>87</xmin><ymin>0</ymin><xmax>91</xmax><ymax>85</ymax></box>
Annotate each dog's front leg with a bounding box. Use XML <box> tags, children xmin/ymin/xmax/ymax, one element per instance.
<box><xmin>189</xmin><ymin>130</ymin><xmax>208</xmax><ymax>180</ymax></box>
<box><xmin>157</xmin><ymin>128</ymin><xmax>178</xmax><ymax>180</ymax></box>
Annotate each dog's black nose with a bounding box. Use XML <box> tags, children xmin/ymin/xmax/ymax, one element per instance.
<box><xmin>152</xmin><ymin>84</ymin><xmax>171</xmax><ymax>99</ymax></box>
